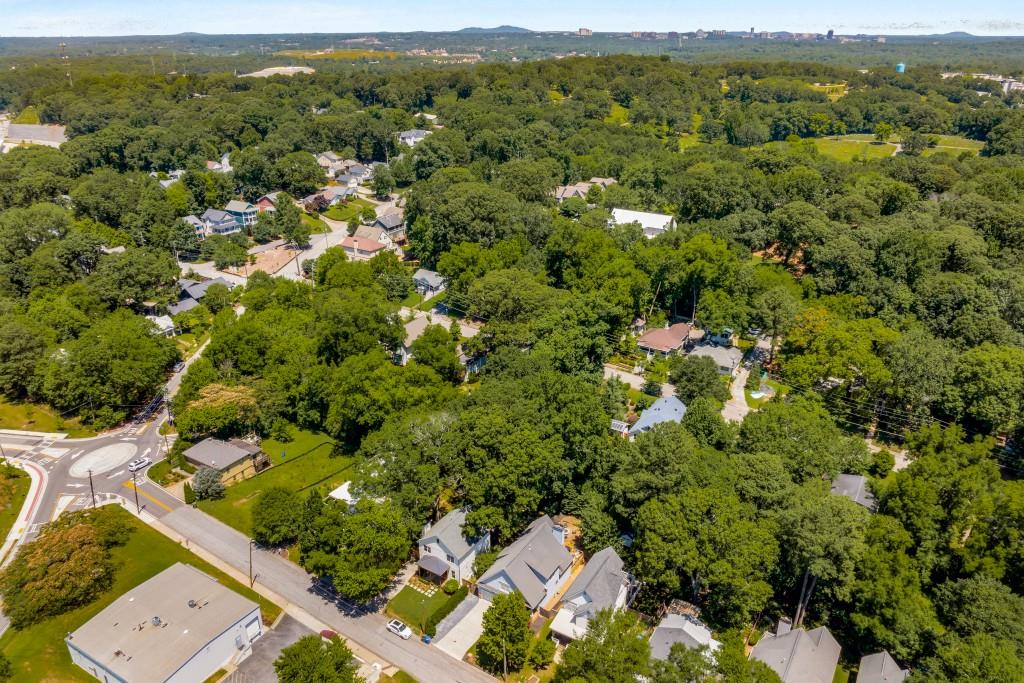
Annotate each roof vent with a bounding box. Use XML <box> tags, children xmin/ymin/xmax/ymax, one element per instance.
<box><xmin>151</xmin><ymin>616</ymin><xmax>162</xmax><ymax>627</ymax></box>
<box><xmin>188</xmin><ymin>599</ymin><xmax>197</xmax><ymax>608</ymax></box>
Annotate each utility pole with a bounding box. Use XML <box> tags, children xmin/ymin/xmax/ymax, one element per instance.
<box><xmin>249</xmin><ymin>540</ymin><xmax>258</xmax><ymax>587</ymax></box>
<box><xmin>88</xmin><ymin>469</ymin><xmax>96</xmax><ymax>508</ymax></box>
<box><xmin>132</xmin><ymin>470</ymin><xmax>141</xmax><ymax>514</ymax></box>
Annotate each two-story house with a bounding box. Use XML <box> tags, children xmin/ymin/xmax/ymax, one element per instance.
<box><xmin>477</xmin><ymin>515</ymin><xmax>574</xmax><ymax>613</ymax></box>
<box><xmin>417</xmin><ymin>508</ymin><xmax>491</xmax><ymax>584</ymax></box>
<box><xmin>224</xmin><ymin>200</ymin><xmax>259</xmax><ymax>230</ymax></box>
<box><xmin>550</xmin><ymin>547</ymin><xmax>632</xmax><ymax>641</ymax></box>
<box><xmin>199</xmin><ymin>209</ymin><xmax>242</xmax><ymax>237</ymax></box>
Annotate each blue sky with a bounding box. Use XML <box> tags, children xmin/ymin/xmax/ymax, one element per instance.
<box><xmin>2</xmin><ymin>0</ymin><xmax>1023</xmax><ymax>37</ymax></box>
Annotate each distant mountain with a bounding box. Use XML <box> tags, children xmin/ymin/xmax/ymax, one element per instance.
<box><xmin>457</xmin><ymin>26</ymin><xmax>532</xmax><ymax>34</ymax></box>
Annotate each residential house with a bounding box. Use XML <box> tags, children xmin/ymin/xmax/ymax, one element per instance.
<box><xmin>199</xmin><ymin>209</ymin><xmax>242</xmax><ymax>237</ymax></box>
<box><xmin>629</xmin><ymin>396</ymin><xmax>687</xmax><ymax>437</ymax></box>
<box><xmin>397</xmin><ymin>315</ymin><xmax>431</xmax><ymax>365</ymax></box>
<box><xmin>353</xmin><ymin>225</ymin><xmax>399</xmax><ymax>254</ymax></box>
<box><xmin>398</xmin><ymin>129</ymin><xmax>431</xmax><ymax>147</ymax></box>
<box><xmin>553</xmin><ymin>177</ymin><xmax>618</xmax><ymax>202</ymax></box>
<box><xmin>650</xmin><ymin>612</ymin><xmax>721</xmax><ymax>661</ymax></box>
<box><xmin>413</xmin><ymin>269</ymin><xmax>446</xmax><ymax>296</ymax></box>
<box><xmin>150</xmin><ymin>169</ymin><xmax>184</xmax><ymax>189</ymax></box>
<box><xmin>705</xmin><ymin>328</ymin><xmax>734</xmax><ymax>347</ymax></box>
<box><xmin>348</xmin><ymin>164</ymin><xmax>374</xmax><ymax>182</ymax></box>
<box><xmin>689</xmin><ymin>344</ymin><xmax>744</xmax><ymax>376</ymax></box>
<box><xmin>550</xmin><ymin>547</ymin><xmax>632</xmax><ymax>641</ymax></box>
<box><xmin>145</xmin><ymin>314</ymin><xmax>175</xmax><ymax>337</ymax></box>
<box><xmin>206</xmin><ymin>152</ymin><xmax>233</xmax><ymax>173</ymax></box>
<box><xmin>328</xmin><ymin>481</ymin><xmax>358</xmax><ymax>513</ymax></box>
<box><xmin>609</xmin><ymin>419</ymin><xmax>630</xmax><ymax>437</ymax></box>
<box><xmin>255</xmin><ymin>191</ymin><xmax>282</xmax><ymax>213</ymax></box>
<box><xmin>323</xmin><ymin>185</ymin><xmax>359</xmax><ymax>204</ymax></box>
<box><xmin>183</xmin><ymin>437</ymin><xmax>268</xmax><ymax>482</ymax></box>
<box><xmin>66</xmin><ymin>563</ymin><xmax>262</xmax><ymax>683</ymax></box>
<box><xmin>373</xmin><ymin>209</ymin><xmax>407</xmax><ymax>242</ymax></box>
<box><xmin>831</xmin><ymin>474</ymin><xmax>876</xmax><ymax>510</ymax></box>
<box><xmin>637</xmin><ymin>322</ymin><xmax>691</xmax><ymax>358</ymax></box>
<box><xmin>334</xmin><ymin>173</ymin><xmax>361</xmax><ymax>189</ymax></box>
<box><xmin>477</xmin><ymin>515</ymin><xmax>574</xmax><ymax>612</ymax></box>
<box><xmin>458</xmin><ymin>345</ymin><xmax>486</xmax><ymax>381</ymax></box>
<box><xmin>224</xmin><ymin>200</ymin><xmax>259</xmax><ymax>230</ymax></box>
<box><xmin>750</xmin><ymin>619</ymin><xmax>842</xmax><ymax>683</ymax></box>
<box><xmin>610</xmin><ymin>208</ymin><xmax>676</xmax><ymax>238</ymax></box>
<box><xmin>340</xmin><ymin>235</ymin><xmax>386</xmax><ymax>262</ymax></box>
<box><xmin>182</xmin><ymin>215</ymin><xmax>205</xmax><ymax>240</ymax></box>
<box><xmin>857</xmin><ymin>651</ymin><xmax>908</xmax><ymax>683</ymax></box>
<box><xmin>167</xmin><ymin>277</ymin><xmax>234</xmax><ymax>316</ymax></box>
<box><xmin>418</xmin><ymin>507</ymin><xmax>491</xmax><ymax>585</ymax></box>
<box><xmin>316</xmin><ymin>151</ymin><xmax>346</xmax><ymax>178</ymax></box>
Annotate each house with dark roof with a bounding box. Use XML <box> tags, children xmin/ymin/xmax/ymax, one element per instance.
<box><xmin>168</xmin><ymin>277</ymin><xmax>235</xmax><ymax>316</ymax></box>
<box><xmin>750</xmin><ymin>620</ymin><xmax>841</xmax><ymax>683</ymax></box>
<box><xmin>183</xmin><ymin>438</ymin><xmax>267</xmax><ymax>482</ymax></box>
<box><xmin>649</xmin><ymin>612</ymin><xmax>721</xmax><ymax>661</ymax></box>
<box><xmin>831</xmin><ymin>474</ymin><xmax>876</xmax><ymax>510</ymax></box>
<box><xmin>418</xmin><ymin>508</ymin><xmax>491</xmax><ymax>584</ymax></box>
<box><xmin>550</xmin><ymin>547</ymin><xmax>632</xmax><ymax>641</ymax></box>
<box><xmin>182</xmin><ymin>215</ymin><xmax>205</xmax><ymax>240</ymax></box>
<box><xmin>200</xmin><ymin>209</ymin><xmax>241</xmax><ymax>237</ymax></box>
<box><xmin>477</xmin><ymin>516</ymin><xmax>574</xmax><ymax>612</ymax></box>
<box><xmin>857</xmin><ymin>651</ymin><xmax>908</xmax><ymax>683</ymax></box>
<box><xmin>373</xmin><ymin>210</ymin><xmax>407</xmax><ymax>242</ymax></box>
<box><xmin>630</xmin><ymin>396</ymin><xmax>687</xmax><ymax>437</ymax></box>
<box><xmin>637</xmin><ymin>322</ymin><xmax>691</xmax><ymax>358</ymax></box>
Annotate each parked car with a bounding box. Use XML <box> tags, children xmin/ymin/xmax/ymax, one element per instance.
<box><xmin>127</xmin><ymin>457</ymin><xmax>152</xmax><ymax>472</ymax></box>
<box><xmin>173</xmin><ymin>361</ymin><xmax>185</xmax><ymax>372</ymax></box>
<box><xmin>386</xmin><ymin>619</ymin><xmax>413</xmax><ymax>640</ymax></box>
<box><xmin>320</xmin><ymin>629</ymin><xmax>339</xmax><ymax>641</ymax></box>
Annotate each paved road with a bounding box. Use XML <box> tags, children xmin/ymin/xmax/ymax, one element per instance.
<box><xmin>162</xmin><ymin>507</ymin><xmax>495</xmax><ymax>683</ymax></box>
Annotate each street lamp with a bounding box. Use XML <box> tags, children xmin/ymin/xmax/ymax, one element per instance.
<box><xmin>88</xmin><ymin>469</ymin><xmax>97</xmax><ymax>508</ymax></box>
<box><xmin>249</xmin><ymin>539</ymin><xmax>259</xmax><ymax>587</ymax></box>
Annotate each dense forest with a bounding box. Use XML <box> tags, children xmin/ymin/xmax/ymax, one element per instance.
<box><xmin>2</xmin><ymin>54</ymin><xmax>1024</xmax><ymax>680</ymax></box>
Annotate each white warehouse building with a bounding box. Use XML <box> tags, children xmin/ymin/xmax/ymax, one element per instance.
<box><xmin>66</xmin><ymin>563</ymin><xmax>263</xmax><ymax>683</ymax></box>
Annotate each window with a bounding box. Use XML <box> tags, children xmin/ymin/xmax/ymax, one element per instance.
<box><xmin>446</xmin><ymin>554</ymin><xmax>455</xmax><ymax>563</ymax></box>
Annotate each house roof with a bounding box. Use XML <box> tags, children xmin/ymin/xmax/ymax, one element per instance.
<box><xmin>256</xmin><ymin>192</ymin><xmax>282</xmax><ymax>204</ymax></box>
<box><xmin>857</xmin><ymin>651</ymin><xmax>908</xmax><ymax>683</ymax></box>
<box><xmin>413</xmin><ymin>269</ymin><xmax>445</xmax><ymax>289</ymax></box>
<box><xmin>750</xmin><ymin>626</ymin><xmax>842</xmax><ymax>683</ymax></box>
<box><xmin>554</xmin><ymin>183</ymin><xmax>591</xmax><ymax>200</ymax></box>
<box><xmin>65</xmin><ymin>563</ymin><xmax>259</xmax><ymax>683</ymax></box>
<box><xmin>419</xmin><ymin>507</ymin><xmax>480</xmax><ymax>561</ymax></box>
<box><xmin>831</xmin><ymin>474</ymin><xmax>876</xmax><ymax>510</ymax></box>
<box><xmin>318</xmin><ymin>151</ymin><xmax>342</xmax><ymax>162</ymax></box>
<box><xmin>418</xmin><ymin>554</ymin><xmax>450</xmax><ymax>577</ymax></box>
<box><xmin>689</xmin><ymin>344</ymin><xmax>744</xmax><ymax>369</ymax></box>
<box><xmin>630</xmin><ymin>396</ymin><xmax>687</xmax><ymax>435</ymax></box>
<box><xmin>637</xmin><ymin>323</ymin><xmax>690</xmax><ymax>353</ymax></box>
<box><xmin>399</xmin><ymin>128</ymin><xmax>430</xmax><ymax>139</ymax></box>
<box><xmin>649</xmin><ymin>613</ymin><xmax>721</xmax><ymax>661</ymax></box>
<box><xmin>341</xmin><ymin>236</ymin><xmax>386</xmax><ymax>253</ymax></box>
<box><xmin>145</xmin><ymin>315</ymin><xmax>174</xmax><ymax>333</ymax></box>
<box><xmin>404</xmin><ymin>316</ymin><xmax>432</xmax><ymax>347</ymax></box>
<box><xmin>183</xmin><ymin>438</ymin><xmax>260</xmax><ymax>471</ymax></box>
<box><xmin>180</xmin><ymin>277</ymin><xmax>232</xmax><ymax>302</ymax></box>
<box><xmin>589</xmin><ymin>177</ymin><xmax>617</xmax><ymax>188</ymax></box>
<box><xmin>374</xmin><ymin>211</ymin><xmax>405</xmax><ymax>230</ymax></box>
<box><xmin>167</xmin><ymin>298</ymin><xmax>199</xmax><ymax>316</ymax></box>
<box><xmin>183</xmin><ymin>215</ymin><xmax>204</xmax><ymax>228</ymax></box>
<box><xmin>562</xmin><ymin>547</ymin><xmax>628</xmax><ymax>618</ymax></box>
<box><xmin>354</xmin><ymin>225</ymin><xmax>389</xmax><ymax>243</ymax></box>
<box><xmin>611</xmin><ymin>208</ymin><xmax>675</xmax><ymax>233</ymax></box>
<box><xmin>200</xmin><ymin>208</ymin><xmax>235</xmax><ymax>224</ymax></box>
<box><xmin>224</xmin><ymin>200</ymin><xmax>255</xmax><ymax>213</ymax></box>
<box><xmin>478</xmin><ymin>515</ymin><xmax>572</xmax><ymax>610</ymax></box>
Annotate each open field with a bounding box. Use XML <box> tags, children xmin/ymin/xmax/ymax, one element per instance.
<box><xmin>0</xmin><ymin>506</ymin><xmax>281</xmax><ymax>682</ymax></box>
<box><xmin>197</xmin><ymin>429</ymin><xmax>354</xmax><ymax>535</ymax></box>
<box><xmin>226</xmin><ymin>245</ymin><xmax>300</xmax><ymax>277</ymax></box>
<box><xmin>12</xmin><ymin>106</ymin><xmax>40</xmax><ymax>124</ymax></box>
<box><xmin>0</xmin><ymin>398</ymin><xmax>96</xmax><ymax>437</ymax></box>
<box><xmin>922</xmin><ymin>134</ymin><xmax>984</xmax><ymax>156</ymax></box>
<box><xmin>386</xmin><ymin>584</ymin><xmax>450</xmax><ymax>634</ymax></box>
<box><xmin>276</xmin><ymin>49</ymin><xmax>399</xmax><ymax>60</ymax></box>
<box><xmin>809</xmin><ymin>83</ymin><xmax>848</xmax><ymax>101</ymax></box>
<box><xmin>811</xmin><ymin>135</ymin><xmax>895</xmax><ymax>161</ymax></box>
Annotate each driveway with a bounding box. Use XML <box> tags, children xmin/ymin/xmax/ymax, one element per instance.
<box><xmin>229</xmin><ymin>615</ymin><xmax>314</xmax><ymax>683</ymax></box>
<box><xmin>434</xmin><ymin>596</ymin><xmax>488</xmax><ymax>661</ymax></box>
<box><xmin>722</xmin><ymin>366</ymin><xmax>751</xmax><ymax>423</ymax></box>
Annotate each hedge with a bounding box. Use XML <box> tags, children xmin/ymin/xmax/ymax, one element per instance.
<box><xmin>425</xmin><ymin>585</ymin><xmax>469</xmax><ymax>637</ymax></box>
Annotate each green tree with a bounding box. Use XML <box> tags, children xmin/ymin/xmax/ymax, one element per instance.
<box><xmin>874</xmin><ymin>122</ymin><xmax>895</xmax><ymax>143</ymax></box>
<box><xmin>192</xmin><ymin>467</ymin><xmax>225</xmax><ymax>500</ymax></box>
<box><xmin>910</xmin><ymin>634</ymin><xmax>1024</xmax><ymax>683</ymax></box>
<box><xmin>410</xmin><ymin>323</ymin><xmax>463</xmax><ymax>383</ymax></box>
<box><xmin>252</xmin><ymin>487</ymin><xmax>303</xmax><ymax>546</ymax></box>
<box><xmin>274</xmin><ymin>634</ymin><xmax>363</xmax><ymax>683</ymax></box>
<box><xmin>477</xmin><ymin>592</ymin><xmax>532</xmax><ymax>676</ymax></box>
<box><xmin>555</xmin><ymin>609</ymin><xmax>652</xmax><ymax>683</ymax></box>
<box><xmin>203</xmin><ymin>282</ymin><xmax>232</xmax><ymax>314</ymax></box>
<box><xmin>371</xmin><ymin>165</ymin><xmax>395</xmax><ymax>199</ymax></box>
<box><xmin>670</xmin><ymin>355</ymin><xmax>730</xmax><ymax>404</ymax></box>
<box><xmin>275</xmin><ymin>151</ymin><xmax>324</xmax><ymax>197</ymax></box>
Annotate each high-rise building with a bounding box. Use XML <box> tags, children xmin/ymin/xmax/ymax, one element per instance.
<box><xmin>578</xmin><ymin>28</ymin><xmax>593</xmax><ymax>37</ymax></box>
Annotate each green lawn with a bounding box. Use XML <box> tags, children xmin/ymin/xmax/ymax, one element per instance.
<box><xmin>381</xmin><ymin>672</ymin><xmax>418</xmax><ymax>683</ymax></box>
<box><xmin>0</xmin><ymin>507</ymin><xmax>281</xmax><ymax>683</ymax></box>
<box><xmin>604</xmin><ymin>102</ymin><xmax>630</xmax><ymax>125</ymax></box>
<box><xmin>832</xmin><ymin>665</ymin><xmax>851</xmax><ymax>683</ymax></box>
<box><xmin>418</xmin><ymin>291</ymin><xmax>447</xmax><ymax>312</ymax></box>
<box><xmin>811</xmin><ymin>136</ymin><xmax>895</xmax><ymax>162</ymax></box>
<box><xmin>198</xmin><ymin>429</ymin><xmax>354</xmax><ymax>536</ymax></box>
<box><xmin>745</xmin><ymin>378</ymin><xmax>790</xmax><ymax>408</ymax></box>
<box><xmin>922</xmin><ymin>134</ymin><xmax>984</xmax><ymax>157</ymax></box>
<box><xmin>12</xmin><ymin>106</ymin><xmax>41</xmax><ymax>124</ymax></box>
<box><xmin>386</xmin><ymin>584</ymin><xmax>449</xmax><ymax>634</ymax></box>
<box><xmin>0</xmin><ymin>467</ymin><xmax>30</xmax><ymax>554</ymax></box>
<box><xmin>323</xmin><ymin>198</ymin><xmax>374</xmax><ymax>223</ymax></box>
<box><xmin>401</xmin><ymin>290</ymin><xmax>424</xmax><ymax>308</ymax></box>
<box><xmin>0</xmin><ymin>398</ymin><xmax>96</xmax><ymax>437</ymax></box>
<box><xmin>301</xmin><ymin>213</ymin><xmax>330</xmax><ymax>233</ymax></box>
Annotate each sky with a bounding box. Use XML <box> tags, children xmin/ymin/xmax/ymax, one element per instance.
<box><xmin>2</xmin><ymin>0</ymin><xmax>1024</xmax><ymax>37</ymax></box>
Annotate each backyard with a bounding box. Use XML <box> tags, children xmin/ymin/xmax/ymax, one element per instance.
<box><xmin>386</xmin><ymin>582</ymin><xmax>451</xmax><ymax>634</ymax></box>
<box><xmin>0</xmin><ymin>398</ymin><xmax>95</xmax><ymax>437</ymax></box>
<box><xmin>197</xmin><ymin>429</ymin><xmax>354</xmax><ymax>535</ymax></box>
<box><xmin>323</xmin><ymin>198</ymin><xmax>375</xmax><ymax>223</ymax></box>
<box><xmin>0</xmin><ymin>506</ymin><xmax>281</xmax><ymax>682</ymax></box>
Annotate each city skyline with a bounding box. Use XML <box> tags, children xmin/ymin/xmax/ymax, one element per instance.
<box><xmin>2</xmin><ymin>0</ymin><xmax>1024</xmax><ymax>38</ymax></box>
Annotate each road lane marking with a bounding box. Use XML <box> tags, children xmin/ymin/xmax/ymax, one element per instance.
<box><xmin>122</xmin><ymin>481</ymin><xmax>173</xmax><ymax>512</ymax></box>
<box><xmin>106</xmin><ymin>469</ymin><xmax>125</xmax><ymax>479</ymax></box>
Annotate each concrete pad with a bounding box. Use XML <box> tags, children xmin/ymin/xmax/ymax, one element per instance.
<box><xmin>434</xmin><ymin>597</ymin><xmax>488</xmax><ymax>660</ymax></box>
<box><xmin>69</xmin><ymin>442</ymin><xmax>137</xmax><ymax>478</ymax></box>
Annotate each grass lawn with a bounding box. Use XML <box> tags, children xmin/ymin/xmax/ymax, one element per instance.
<box><xmin>12</xmin><ymin>106</ymin><xmax>41</xmax><ymax>124</ymax></box>
<box><xmin>832</xmin><ymin>665</ymin><xmax>851</xmax><ymax>683</ymax></box>
<box><xmin>0</xmin><ymin>506</ymin><xmax>281</xmax><ymax>682</ymax></box>
<box><xmin>922</xmin><ymin>134</ymin><xmax>984</xmax><ymax>157</ymax></box>
<box><xmin>386</xmin><ymin>584</ymin><xmax>449</xmax><ymax>634</ymax></box>
<box><xmin>0</xmin><ymin>398</ymin><xmax>95</xmax><ymax>437</ymax></box>
<box><xmin>417</xmin><ymin>291</ymin><xmax>447</xmax><ymax>312</ymax></box>
<box><xmin>323</xmin><ymin>198</ymin><xmax>374</xmax><ymax>223</ymax></box>
<box><xmin>301</xmin><ymin>213</ymin><xmax>330</xmax><ymax>233</ymax></box>
<box><xmin>746</xmin><ymin>378</ymin><xmax>790</xmax><ymax>408</ymax></box>
<box><xmin>0</xmin><ymin>467</ymin><xmax>30</xmax><ymax>551</ymax></box>
<box><xmin>401</xmin><ymin>290</ymin><xmax>424</xmax><ymax>308</ymax></box>
<box><xmin>198</xmin><ymin>429</ymin><xmax>353</xmax><ymax>536</ymax></box>
<box><xmin>811</xmin><ymin>136</ymin><xmax>895</xmax><ymax>162</ymax></box>
<box><xmin>604</xmin><ymin>102</ymin><xmax>630</xmax><ymax>125</ymax></box>
<box><xmin>381</xmin><ymin>672</ymin><xmax>417</xmax><ymax>683</ymax></box>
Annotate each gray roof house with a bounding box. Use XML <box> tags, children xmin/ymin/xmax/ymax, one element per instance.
<box><xmin>66</xmin><ymin>563</ymin><xmax>262</xmax><ymax>683</ymax></box>
<box><xmin>750</xmin><ymin>620</ymin><xmax>842</xmax><ymax>683</ymax></box>
<box><xmin>831</xmin><ymin>474</ymin><xmax>876</xmax><ymax>510</ymax></box>
<box><xmin>224</xmin><ymin>200</ymin><xmax>258</xmax><ymax>228</ymax></box>
<box><xmin>398</xmin><ymin>129</ymin><xmax>431</xmax><ymax>147</ymax></box>
<box><xmin>649</xmin><ymin>612</ymin><xmax>721</xmax><ymax>661</ymax></box>
<box><xmin>629</xmin><ymin>396</ymin><xmax>687</xmax><ymax>436</ymax></box>
<box><xmin>418</xmin><ymin>508</ymin><xmax>491</xmax><ymax>584</ymax></box>
<box><xmin>168</xmin><ymin>277</ymin><xmax>233</xmax><ymax>316</ymax></box>
<box><xmin>373</xmin><ymin>210</ymin><xmax>406</xmax><ymax>235</ymax></box>
<box><xmin>183</xmin><ymin>437</ymin><xmax>264</xmax><ymax>477</ymax></box>
<box><xmin>689</xmin><ymin>344</ymin><xmax>745</xmax><ymax>376</ymax></box>
<box><xmin>477</xmin><ymin>515</ymin><xmax>574</xmax><ymax>612</ymax></box>
<box><xmin>413</xmin><ymin>268</ymin><xmax>446</xmax><ymax>296</ymax></box>
<box><xmin>200</xmin><ymin>208</ymin><xmax>241</xmax><ymax>236</ymax></box>
<box><xmin>550</xmin><ymin>547</ymin><xmax>632</xmax><ymax>641</ymax></box>
<box><xmin>857</xmin><ymin>651</ymin><xmax>908</xmax><ymax>683</ymax></box>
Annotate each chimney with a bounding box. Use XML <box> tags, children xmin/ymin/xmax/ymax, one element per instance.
<box><xmin>777</xmin><ymin>617</ymin><xmax>792</xmax><ymax>635</ymax></box>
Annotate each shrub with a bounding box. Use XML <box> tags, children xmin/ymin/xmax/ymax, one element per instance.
<box><xmin>252</xmin><ymin>487</ymin><xmax>302</xmax><ymax>546</ymax></box>
<box><xmin>528</xmin><ymin>636</ymin><xmax>556</xmax><ymax>669</ymax></box>
<box><xmin>192</xmin><ymin>467</ymin><xmax>225</xmax><ymax>500</ymax></box>
<box><xmin>473</xmin><ymin>550</ymin><xmax>498</xmax><ymax>577</ymax></box>
<box><xmin>184</xmin><ymin>481</ymin><xmax>196</xmax><ymax>504</ymax></box>
<box><xmin>442</xmin><ymin>579</ymin><xmax>460</xmax><ymax>595</ymax></box>
<box><xmin>425</xmin><ymin>585</ymin><xmax>468</xmax><ymax>637</ymax></box>
<box><xmin>746</xmin><ymin>363</ymin><xmax>762</xmax><ymax>391</ymax></box>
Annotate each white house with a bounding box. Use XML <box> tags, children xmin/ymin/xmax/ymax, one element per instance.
<box><xmin>650</xmin><ymin>612</ymin><xmax>721</xmax><ymax>661</ymax></box>
<box><xmin>550</xmin><ymin>547</ymin><xmax>632</xmax><ymax>641</ymax></box>
<box><xmin>340</xmin><ymin>235</ymin><xmax>386</xmax><ymax>262</ymax></box>
<box><xmin>750</xmin><ymin>620</ymin><xmax>842</xmax><ymax>683</ymax></box>
<box><xmin>689</xmin><ymin>344</ymin><xmax>745</xmax><ymax>376</ymax></box>
<box><xmin>66</xmin><ymin>563</ymin><xmax>262</xmax><ymax>683</ymax></box>
<box><xmin>610</xmin><ymin>208</ymin><xmax>676</xmax><ymax>238</ymax></box>
<box><xmin>477</xmin><ymin>515</ymin><xmax>574</xmax><ymax>612</ymax></box>
<box><xmin>398</xmin><ymin>129</ymin><xmax>431</xmax><ymax>147</ymax></box>
<box><xmin>353</xmin><ymin>225</ymin><xmax>399</xmax><ymax>254</ymax></box>
<box><xmin>316</xmin><ymin>151</ymin><xmax>346</xmax><ymax>178</ymax></box>
<box><xmin>417</xmin><ymin>508</ymin><xmax>491</xmax><ymax>585</ymax></box>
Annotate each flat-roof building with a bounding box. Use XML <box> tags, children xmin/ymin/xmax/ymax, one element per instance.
<box><xmin>66</xmin><ymin>563</ymin><xmax>262</xmax><ymax>683</ymax></box>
